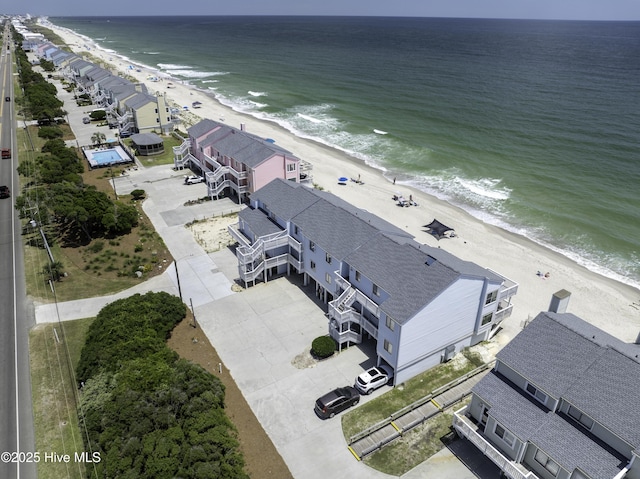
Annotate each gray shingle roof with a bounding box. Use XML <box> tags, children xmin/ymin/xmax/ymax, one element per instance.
<box><xmin>344</xmin><ymin>236</ymin><xmax>459</xmax><ymax>321</ymax></box>
<box><xmin>563</xmin><ymin>348</ymin><xmax>640</xmax><ymax>450</ymax></box>
<box><xmin>131</xmin><ymin>133</ymin><xmax>163</xmax><ymax>146</ymax></box>
<box><xmin>474</xmin><ymin>371</ymin><xmax>627</xmax><ymax>479</ymax></box>
<box><xmin>238</xmin><ymin>207</ymin><xmax>283</xmax><ymax>239</ymax></box>
<box><xmin>250</xmin><ymin>179</ymin><xmax>319</xmax><ymax>221</ymax></box>
<box><xmin>188</xmin><ymin>119</ymin><xmax>220</xmax><ymax>139</ymax></box>
<box><xmin>189</xmin><ymin>120</ymin><xmax>297</xmax><ymax>168</ymax></box>
<box><xmin>473</xmin><ymin>370</ymin><xmax>550</xmax><ymax>441</ymax></box>
<box><xmin>248</xmin><ymin>178</ymin><xmax>499</xmax><ymax>322</ymax></box>
<box><xmin>479</xmin><ymin>311</ymin><xmax>640</xmax><ymax>476</ymax></box>
<box><xmin>496</xmin><ymin>312</ymin><xmax>604</xmax><ymax>398</ymax></box>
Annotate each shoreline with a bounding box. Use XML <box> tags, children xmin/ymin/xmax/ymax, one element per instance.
<box><xmin>54</xmin><ymin>21</ymin><xmax>640</xmax><ymax>291</ymax></box>
<box><xmin>47</xmin><ymin>21</ymin><xmax>640</xmax><ymax>344</ymax></box>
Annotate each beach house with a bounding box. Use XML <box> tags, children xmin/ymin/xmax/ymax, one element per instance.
<box><xmin>228</xmin><ymin>178</ymin><xmax>518</xmax><ymax>384</ymax></box>
<box><xmin>49</xmin><ymin>51</ymin><xmax>173</xmax><ymax>137</ymax></box>
<box><xmin>173</xmin><ymin>119</ymin><xmax>312</xmax><ymax>203</ymax></box>
<box><xmin>453</xmin><ymin>296</ymin><xmax>640</xmax><ymax>479</ymax></box>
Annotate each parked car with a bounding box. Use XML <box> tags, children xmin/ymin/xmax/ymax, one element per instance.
<box><xmin>314</xmin><ymin>386</ymin><xmax>360</xmax><ymax>419</ymax></box>
<box><xmin>0</xmin><ymin>185</ymin><xmax>10</xmax><ymax>198</ymax></box>
<box><xmin>354</xmin><ymin>364</ymin><xmax>393</xmax><ymax>395</ymax></box>
<box><xmin>82</xmin><ymin>117</ymin><xmax>91</xmax><ymax>124</ymax></box>
<box><xmin>184</xmin><ymin>175</ymin><xmax>204</xmax><ymax>185</ymax></box>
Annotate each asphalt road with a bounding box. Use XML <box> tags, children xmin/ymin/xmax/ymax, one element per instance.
<box><xmin>1</xmin><ymin>26</ymin><xmax>37</xmax><ymax>479</ymax></box>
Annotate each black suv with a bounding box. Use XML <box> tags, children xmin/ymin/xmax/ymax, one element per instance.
<box><xmin>0</xmin><ymin>185</ymin><xmax>10</xmax><ymax>198</ymax></box>
<box><xmin>314</xmin><ymin>386</ymin><xmax>360</xmax><ymax>419</ymax></box>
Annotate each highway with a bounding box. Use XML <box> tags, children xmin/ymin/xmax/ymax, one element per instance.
<box><xmin>1</xmin><ymin>24</ymin><xmax>37</xmax><ymax>479</ymax></box>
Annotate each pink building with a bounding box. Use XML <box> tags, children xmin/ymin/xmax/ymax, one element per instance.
<box><xmin>174</xmin><ymin>119</ymin><xmax>312</xmax><ymax>203</ymax></box>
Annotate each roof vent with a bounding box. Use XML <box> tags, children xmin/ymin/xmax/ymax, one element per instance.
<box><xmin>425</xmin><ymin>255</ymin><xmax>436</xmax><ymax>266</ymax></box>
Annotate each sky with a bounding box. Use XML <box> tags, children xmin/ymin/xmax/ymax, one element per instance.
<box><xmin>6</xmin><ymin>0</ymin><xmax>640</xmax><ymax>21</ymax></box>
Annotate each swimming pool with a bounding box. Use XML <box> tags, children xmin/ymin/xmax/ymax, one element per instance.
<box><xmin>85</xmin><ymin>145</ymin><xmax>132</xmax><ymax>168</ymax></box>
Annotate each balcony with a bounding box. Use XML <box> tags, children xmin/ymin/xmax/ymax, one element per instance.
<box><xmin>453</xmin><ymin>407</ymin><xmax>539</xmax><ymax>479</ymax></box>
<box><xmin>493</xmin><ymin>301</ymin><xmax>514</xmax><ymax>323</ymax></box>
<box><xmin>329</xmin><ymin>323</ymin><xmax>362</xmax><ymax>345</ymax></box>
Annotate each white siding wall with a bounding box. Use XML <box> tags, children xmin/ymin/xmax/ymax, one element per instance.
<box><xmin>376</xmin><ymin>313</ymin><xmax>401</xmax><ymax>370</ymax></box>
<box><xmin>394</xmin><ymin>278</ymin><xmax>483</xmax><ymax>383</ymax></box>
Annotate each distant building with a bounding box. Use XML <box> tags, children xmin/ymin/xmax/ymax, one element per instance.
<box><xmin>228</xmin><ymin>178</ymin><xmax>517</xmax><ymax>384</ymax></box>
<box><xmin>174</xmin><ymin>119</ymin><xmax>312</xmax><ymax>203</ymax></box>
<box><xmin>453</xmin><ymin>296</ymin><xmax>640</xmax><ymax>479</ymax></box>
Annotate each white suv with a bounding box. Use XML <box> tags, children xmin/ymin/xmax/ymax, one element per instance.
<box><xmin>354</xmin><ymin>365</ymin><xmax>393</xmax><ymax>395</ymax></box>
<box><xmin>184</xmin><ymin>175</ymin><xmax>204</xmax><ymax>185</ymax></box>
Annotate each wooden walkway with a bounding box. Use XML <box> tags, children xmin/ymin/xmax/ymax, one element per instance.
<box><xmin>348</xmin><ymin>368</ymin><xmax>489</xmax><ymax>460</ymax></box>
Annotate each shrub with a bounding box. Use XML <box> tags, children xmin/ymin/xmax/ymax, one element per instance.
<box><xmin>311</xmin><ymin>336</ymin><xmax>336</xmax><ymax>359</ymax></box>
<box><xmin>130</xmin><ymin>189</ymin><xmax>146</xmax><ymax>200</ymax></box>
<box><xmin>38</xmin><ymin>125</ymin><xmax>63</xmax><ymax>139</ymax></box>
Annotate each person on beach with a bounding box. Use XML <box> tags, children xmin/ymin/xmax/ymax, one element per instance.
<box><xmin>393</xmin><ymin>177</ymin><xmax>396</xmax><ymax>184</ymax></box>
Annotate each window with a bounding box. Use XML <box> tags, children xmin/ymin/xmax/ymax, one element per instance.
<box><xmin>325</xmin><ymin>273</ymin><xmax>332</xmax><ymax>284</ymax></box>
<box><xmin>525</xmin><ymin>383</ymin><xmax>548</xmax><ymax>405</ymax></box>
<box><xmin>385</xmin><ymin>317</ymin><xmax>395</xmax><ymax>331</ymax></box>
<box><xmin>326</xmin><ymin>253</ymin><xmax>332</xmax><ymax>264</ymax></box>
<box><xmin>568</xmin><ymin>406</ymin><xmax>594</xmax><ymax>430</ymax></box>
<box><xmin>294</xmin><ymin>225</ymin><xmax>299</xmax><ymax>235</ymax></box>
<box><xmin>485</xmin><ymin>290</ymin><xmax>498</xmax><ymax>305</ymax></box>
<box><xmin>309</xmin><ymin>241</ymin><xmax>315</xmax><ymax>252</ymax></box>
<box><xmin>373</xmin><ymin>284</ymin><xmax>380</xmax><ymax>296</ymax></box>
<box><xmin>310</xmin><ymin>261</ymin><xmax>316</xmax><ymax>271</ymax></box>
<box><xmin>286</xmin><ymin>163</ymin><xmax>296</xmax><ymax>172</ymax></box>
<box><xmin>571</xmin><ymin>469</ymin><xmax>589</xmax><ymax>479</ymax></box>
<box><xmin>535</xmin><ymin>449</ymin><xmax>560</xmax><ymax>476</ymax></box>
<box><xmin>481</xmin><ymin>313</ymin><xmax>493</xmax><ymax>326</ymax></box>
<box><xmin>384</xmin><ymin>339</ymin><xmax>393</xmax><ymax>354</ymax></box>
<box><xmin>355</xmin><ymin>270</ymin><xmax>361</xmax><ymax>281</ymax></box>
<box><xmin>494</xmin><ymin>424</ymin><xmax>515</xmax><ymax>448</ymax></box>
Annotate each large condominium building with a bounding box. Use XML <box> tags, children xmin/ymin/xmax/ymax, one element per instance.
<box><xmin>228</xmin><ymin>178</ymin><xmax>518</xmax><ymax>384</ymax></box>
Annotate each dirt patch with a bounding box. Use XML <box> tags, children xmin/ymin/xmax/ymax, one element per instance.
<box><xmin>167</xmin><ymin>315</ymin><xmax>293</xmax><ymax>479</ymax></box>
<box><xmin>187</xmin><ymin>214</ymin><xmax>238</xmax><ymax>253</ymax></box>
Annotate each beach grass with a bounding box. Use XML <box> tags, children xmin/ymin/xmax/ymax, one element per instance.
<box><xmin>29</xmin><ymin>318</ymin><xmax>94</xmax><ymax>479</ymax></box>
<box><xmin>362</xmin><ymin>405</ymin><xmax>464</xmax><ymax>475</ymax></box>
<box><xmin>341</xmin><ymin>350</ymin><xmax>482</xmax><ymax>440</ymax></box>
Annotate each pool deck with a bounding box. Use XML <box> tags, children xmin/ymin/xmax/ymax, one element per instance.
<box><xmin>85</xmin><ymin>145</ymin><xmax>133</xmax><ymax>168</ymax></box>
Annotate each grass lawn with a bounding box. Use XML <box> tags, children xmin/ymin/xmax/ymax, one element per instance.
<box><xmin>123</xmin><ymin>135</ymin><xmax>183</xmax><ymax>167</ymax></box>
<box><xmin>30</xmin><ymin>318</ymin><xmax>94</xmax><ymax>479</ymax></box>
<box><xmin>341</xmin><ymin>349</ymin><xmax>484</xmax><ymax>440</ymax></box>
<box><xmin>363</xmin><ymin>412</ymin><xmax>458</xmax><ymax>476</ymax></box>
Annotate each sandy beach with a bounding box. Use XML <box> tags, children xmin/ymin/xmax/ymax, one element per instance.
<box><xmin>51</xmin><ymin>24</ymin><xmax>640</xmax><ymax>346</ymax></box>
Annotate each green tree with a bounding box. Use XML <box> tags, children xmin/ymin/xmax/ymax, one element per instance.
<box><xmin>91</xmin><ymin>132</ymin><xmax>107</xmax><ymax>146</ymax></box>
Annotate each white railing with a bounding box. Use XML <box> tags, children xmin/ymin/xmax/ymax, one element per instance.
<box><xmin>493</xmin><ymin>303</ymin><xmax>514</xmax><ymax>323</ymax></box>
<box><xmin>453</xmin><ymin>408</ymin><xmax>539</xmax><ymax>479</ymax></box>
<box><xmin>362</xmin><ymin>318</ymin><xmax>379</xmax><ymax>339</ymax></box>
<box><xmin>329</xmin><ymin>326</ymin><xmax>362</xmax><ymax>345</ymax></box>
<box><xmin>227</xmin><ymin>224</ymin><xmax>251</xmax><ymax>248</ymax></box>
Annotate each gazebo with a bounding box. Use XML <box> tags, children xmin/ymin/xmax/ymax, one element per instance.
<box><xmin>130</xmin><ymin>133</ymin><xmax>165</xmax><ymax>156</ymax></box>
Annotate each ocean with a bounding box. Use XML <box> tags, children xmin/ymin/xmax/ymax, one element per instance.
<box><xmin>48</xmin><ymin>16</ymin><xmax>640</xmax><ymax>288</ymax></box>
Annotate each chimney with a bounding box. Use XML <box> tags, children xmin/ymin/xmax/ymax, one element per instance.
<box><xmin>549</xmin><ymin>289</ymin><xmax>571</xmax><ymax>314</ymax></box>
